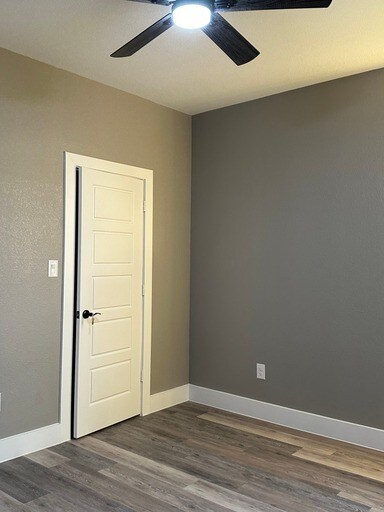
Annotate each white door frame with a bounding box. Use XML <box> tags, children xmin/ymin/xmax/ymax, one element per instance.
<box><xmin>61</xmin><ymin>152</ymin><xmax>153</xmax><ymax>438</ymax></box>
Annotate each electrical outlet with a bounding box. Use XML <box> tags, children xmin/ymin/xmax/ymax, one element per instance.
<box><xmin>257</xmin><ymin>363</ymin><xmax>266</xmax><ymax>380</ymax></box>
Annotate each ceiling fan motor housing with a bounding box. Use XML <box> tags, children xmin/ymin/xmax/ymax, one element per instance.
<box><xmin>171</xmin><ymin>0</ymin><xmax>215</xmax><ymax>10</ymax></box>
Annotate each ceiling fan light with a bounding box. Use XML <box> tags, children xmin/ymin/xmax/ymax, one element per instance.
<box><xmin>172</xmin><ymin>3</ymin><xmax>212</xmax><ymax>30</ymax></box>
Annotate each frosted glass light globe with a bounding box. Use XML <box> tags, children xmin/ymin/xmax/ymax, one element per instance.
<box><xmin>172</xmin><ymin>4</ymin><xmax>211</xmax><ymax>29</ymax></box>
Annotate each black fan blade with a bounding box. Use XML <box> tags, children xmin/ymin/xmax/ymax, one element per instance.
<box><xmin>202</xmin><ymin>13</ymin><xmax>260</xmax><ymax>66</ymax></box>
<box><xmin>111</xmin><ymin>13</ymin><xmax>173</xmax><ymax>57</ymax></box>
<box><xmin>215</xmin><ymin>0</ymin><xmax>332</xmax><ymax>12</ymax></box>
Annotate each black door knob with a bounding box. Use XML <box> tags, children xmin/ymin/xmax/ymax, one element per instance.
<box><xmin>82</xmin><ymin>310</ymin><xmax>101</xmax><ymax>319</ymax></box>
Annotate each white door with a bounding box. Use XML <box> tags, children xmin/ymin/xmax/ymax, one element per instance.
<box><xmin>73</xmin><ymin>166</ymin><xmax>144</xmax><ymax>438</ymax></box>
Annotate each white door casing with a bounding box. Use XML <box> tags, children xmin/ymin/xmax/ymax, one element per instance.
<box><xmin>66</xmin><ymin>155</ymin><xmax>152</xmax><ymax>438</ymax></box>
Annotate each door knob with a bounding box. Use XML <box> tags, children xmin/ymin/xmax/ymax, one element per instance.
<box><xmin>82</xmin><ymin>310</ymin><xmax>101</xmax><ymax>319</ymax></box>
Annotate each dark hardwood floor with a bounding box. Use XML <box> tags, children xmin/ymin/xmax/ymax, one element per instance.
<box><xmin>0</xmin><ymin>402</ymin><xmax>383</xmax><ymax>511</ymax></box>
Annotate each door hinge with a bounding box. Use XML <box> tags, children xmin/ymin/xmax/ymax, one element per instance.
<box><xmin>140</xmin><ymin>369</ymin><xmax>144</xmax><ymax>383</ymax></box>
<box><xmin>142</xmin><ymin>283</ymin><xmax>145</xmax><ymax>296</ymax></box>
<box><xmin>143</xmin><ymin>201</ymin><xmax>146</xmax><ymax>212</ymax></box>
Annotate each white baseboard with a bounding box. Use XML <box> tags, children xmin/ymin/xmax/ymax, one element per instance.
<box><xmin>0</xmin><ymin>423</ymin><xmax>70</xmax><ymax>464</ymax></box>
<box><xmin>149</xmin><ymin>384</ymin><xmax>190</xmax><ymax>414</ymax></box>
<box><xmin>190</xmin><ymin>384</ymin><xmax>384</xmax><ymax>452</ymax></box>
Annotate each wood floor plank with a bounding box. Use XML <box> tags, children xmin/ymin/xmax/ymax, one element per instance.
<box><xmin>148</xmin><ymin>409</ymin><xmax>299</xmax><ymax>456</ymax></box>
<box><xmin>241</xmin><ymin>481</ymin><xmax>371</xmax><ymax>512</ymax></box>
<box><xmin>204</xmin><ymin>407</ymin><xmax>384</xmax><ymax>467</ymax></box>
<box><xmin>94</xmin><ymin>425</ymin><xmax>246</xmax><ymax>490</ymax></box>
<box><xmin>27</xmin><ymin>493</ymin><xmax>98</xmax><ymax>512</ymax></box>
<box><xmin>199</xmin><ymin>413</ymin><xmax>337</xmax><ymax>455</ymax></box>
<box><xmin>185</xmin><ymin>479</ymin><xmax>286</xmax><ymax>512</ymax></box>
<box><xmin>293</xmin><ymin>449</ymin><xmax>384</xmax><ymax>484</ymax></box>
<box><xmin>73</xmin><ymin>436</ymin><xmax>198</xmax><ymax>487</ymax></box>
<box><xmin>100</xmin><ymin>464</ymin><xmax>235</xmax><ymax>512</ymax></box>
<box><xmin>49</xmin><ymin>442</ymin><xmax>116</xmax><ymax>471</ymax></box>
<box><xmin>185</xmin><ymin>434</ymin><xmax>347</xmax><ymax>494</ymax></box>
<box><xmin>334</xmin><ymin>451</ymin><xmax>384</xmax><ymax>473</ymax></box>
<box><xmin>2</xmin><ymin>458</ymin><xmax>133</xmax><ymax>512</ymax></box>
<box><xmin>25</xmin><ymin>449</ymin><xmax>70</xmax><ymax>468</ymax></box>
<box><xmin>0</xmin><ymin>464</ymin><xmax>48</xmax><ymax>504</ymax></box>
<box><xmin>0</xmin><ymin>490</ymin><xmax>29</xmax><ymax>511</ymax></box>
<box><xmin>338</xmin><ymin>489</ymin><xmax>384</xmax><ymax>510</ymax></box>
<box><xmin>241</xmin><ymin>482</ymin><xmax>336</xmax><ymax>512</ymax></box>
<box><xmin>187</xmin><ymin>442</ymin><xmax>357</xmax><ymax>512</ymax></box>
<box><xmin>50</xmin><ymin>462</ymin><xmax>182</xmax><ymax>512</ymax></box>
<box><xmin>184</xmin><ymin>435</ymin><xmax>298</xmax><ymax>471</ymax></box>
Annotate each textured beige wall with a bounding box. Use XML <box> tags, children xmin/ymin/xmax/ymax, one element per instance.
<box><xmin>0</xmin><ymin>47</ymin><xmax>191</xmax><ymax>439</ymax></box>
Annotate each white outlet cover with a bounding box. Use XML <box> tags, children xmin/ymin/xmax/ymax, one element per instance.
<box><xmin>257</xmin><ymin>363</ymin><xmax>266</xmax><ymax>380</ymax></box>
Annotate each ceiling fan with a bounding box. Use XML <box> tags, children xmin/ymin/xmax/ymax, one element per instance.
<box><xmin>111</xmin><ymin>0</ymin><xmax>333</xmax><ymax>66</ymax></box>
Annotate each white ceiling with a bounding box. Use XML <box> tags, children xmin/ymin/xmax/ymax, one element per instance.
<box><xmin>0</xmin><ymin>0</ymin><xmax>383</xmax><ymax>114</ymax></box>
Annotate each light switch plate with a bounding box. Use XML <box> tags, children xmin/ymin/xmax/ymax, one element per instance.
<box><xmin>48</xmin><ymin>260</ymin><xmax>59</xmax><ymax>278</ymax></box>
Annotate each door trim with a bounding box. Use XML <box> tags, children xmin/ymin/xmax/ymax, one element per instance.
<box><xmin>62</xmin><ymin>152</ymin><xmax>153</xmax><ymax>438</ymax></box>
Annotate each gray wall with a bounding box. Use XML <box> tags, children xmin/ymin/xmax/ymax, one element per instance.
<box><xmin>0</xmin><ymin>47</ymin><xmax>191</xmax><ymax>440</ymax></box>
<box><xmin>191</xmin><ymin>69</ymin><xmax>384</xmax><ymax>429</ymax></box>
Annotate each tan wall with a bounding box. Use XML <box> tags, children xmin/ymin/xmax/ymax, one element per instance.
<box><xmin>0</xmin><ymin>47</ymin><xmax>191</xmax><ymax>439</ymax></box>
